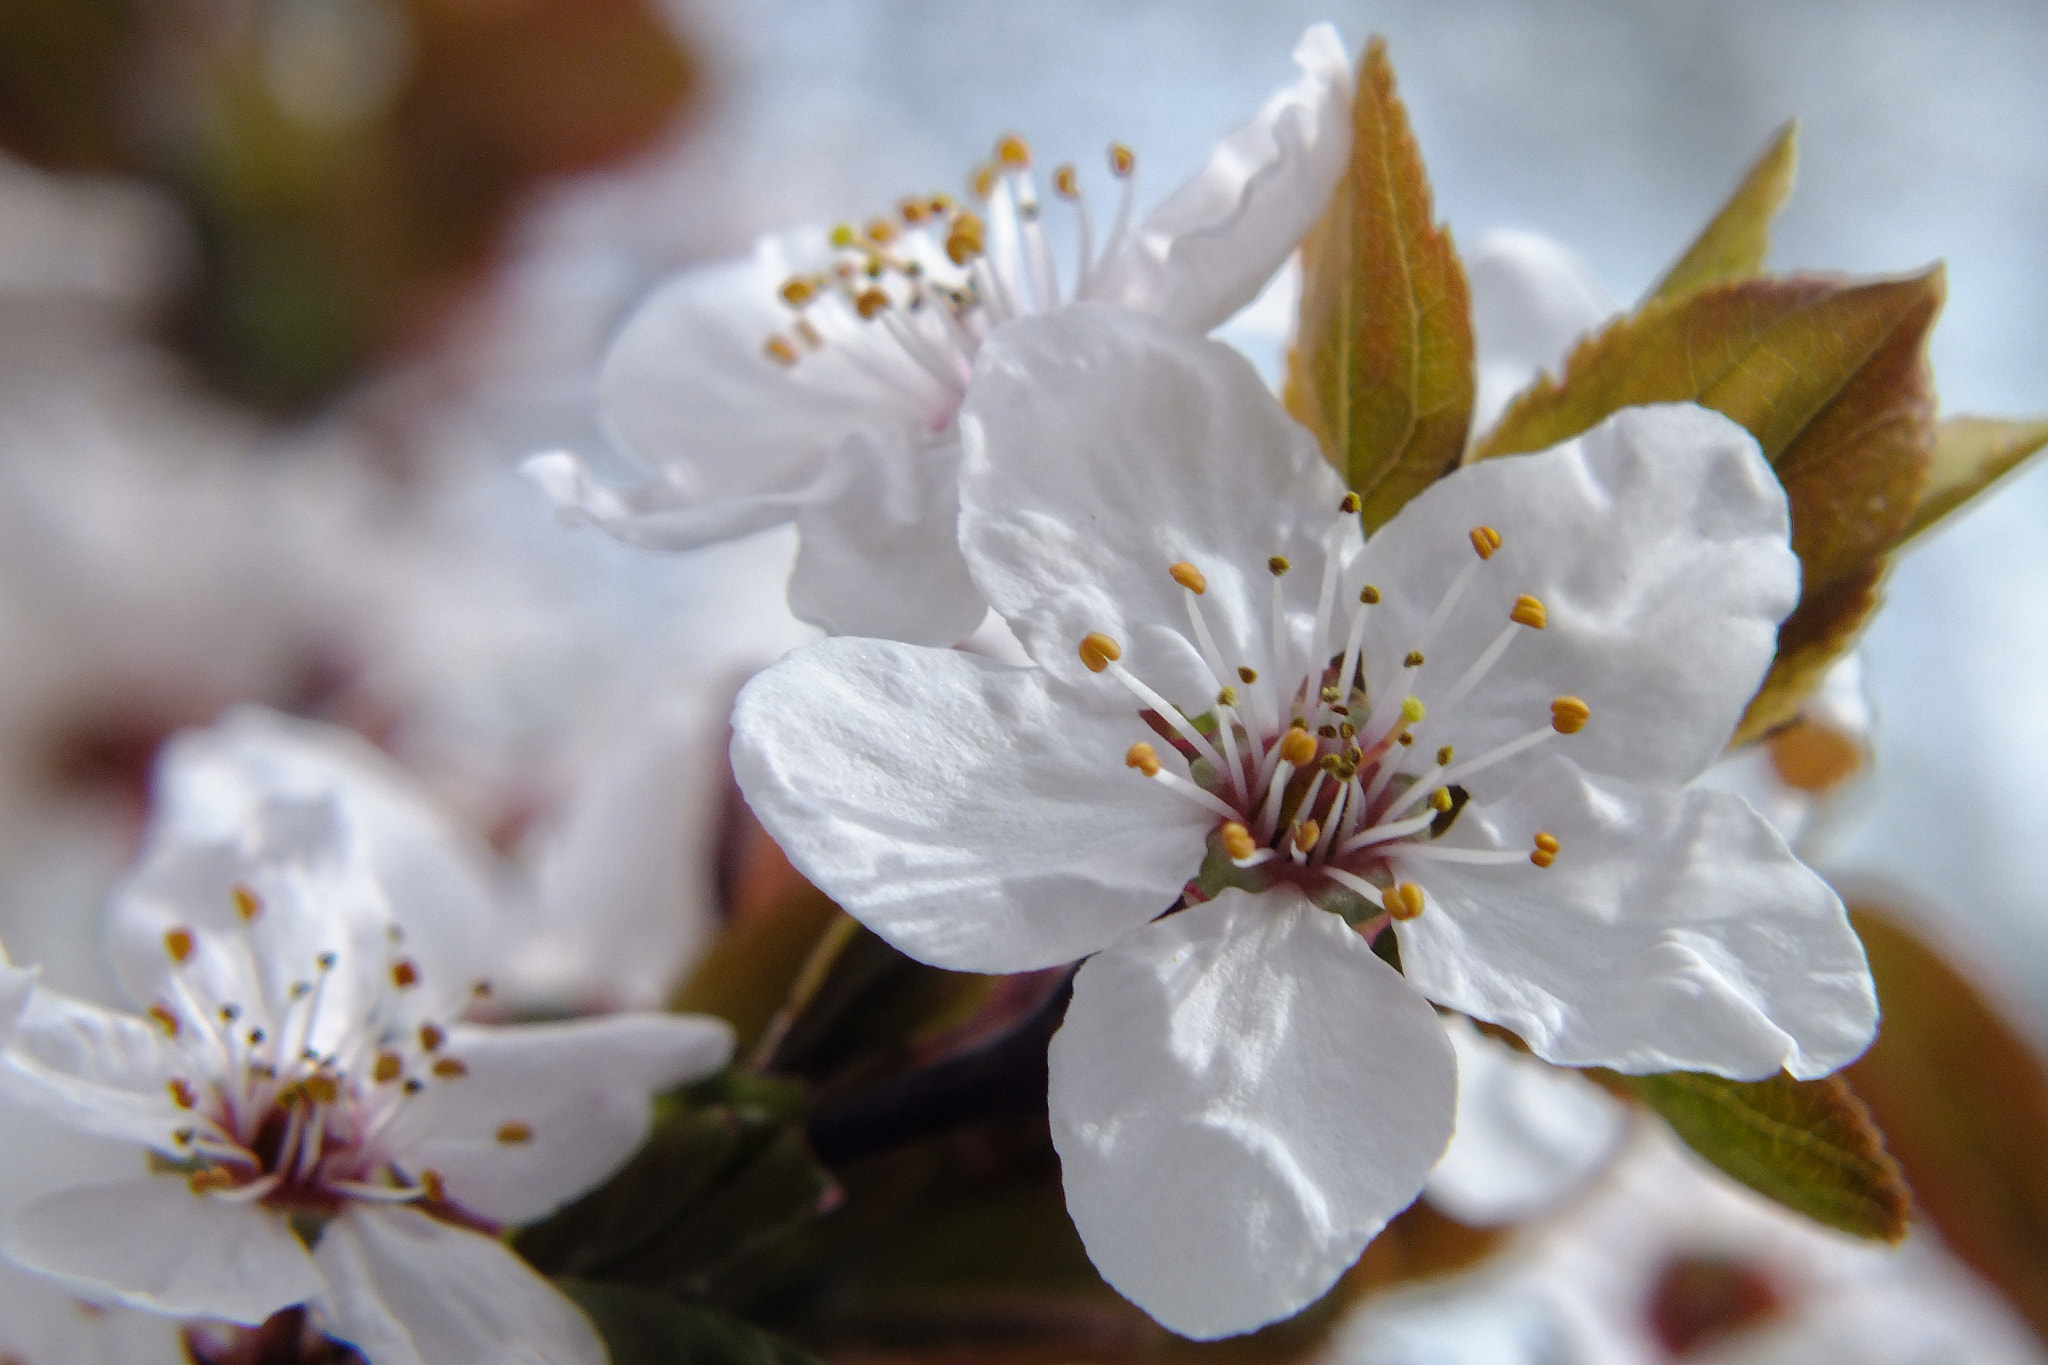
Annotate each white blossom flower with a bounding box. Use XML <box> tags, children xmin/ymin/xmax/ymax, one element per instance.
<box><xmin>525</xmin><ymin>24</ymin><xmax>1352</xmax><ymax>646</ymax></box>
<box><xmin>0</xmin><ymin>768</ymin><xmax>733</xmax><ymax>1364</ymax></box>
<box><xmin>731</xmin><ymin>305</ymin><xmax>1878</xmax><ymax>1339</ymax></box>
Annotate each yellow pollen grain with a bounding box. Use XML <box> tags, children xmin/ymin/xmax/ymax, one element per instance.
<box><xmin>433</xmin><ymin>1058</ymin><xmax>469</xmax><ymax>1080</ymax></box>
<box><xmin>421</xmin><ymin>1170</ymin><xmax>447</xmax><ymax>1203</ymax></box>
<box><xmin>1511</xmin><ymin>595</ymin><xmax>1548</xmax><ymax>630</ymax></box>
<box><xmin>1238</xmin><ymin>666</ymin><xmax>1259</xmax><ymax>685</ymax></box>
<box><xmin>164</xmin><ymin>928</ymin><xmax>194</xmax><ymax>965</ymax></box>
<box><xmin>1294</xmin><ymin>818</ymin><xmax>1320</xmax><ymax>850</ymax></box>
<box><xmin>305</xmin><ymin>1075</ymin><xmax>339</xmax><ymax>1106</ymax></box>
<box><xmin>1268</xmin><ymin>555</ymin><xmax>1291</xmax><ymax>577</ymax></box>
<box><xmin>1219</xmin><ymin>822</ymin><xmax>1256</xmax><ymax>861</ymax></box>
<box><xmin>864</xmin><ymin>217</ymin><xmax>898</xmax><ymax>244</ymax></box>
<box><xmin>391</xmin><ymin>960</ymin><xmax>420</xmax><ymax>989</ymax></box>
<box><xmin>854</xmin><ymin>288</ymin><xmax>890</xmax><ymax>320</ymax></box>
<box><xmin>189</xmin><ymin>1168</ymin><xmax>235</xmax><ymax>1195</ymax></box>
<box><xmin>1404</xmin><ymin>650</ymin><xmax>1425</xmax><ymax>668</ymax></box>
<box><xmin>1339</xmin><ymin>492</ymin><xmax>1361</xmax><ymax>514</ymax></box>
<box><xmin>149</xmin><ymin>1004</ymin><xmax>180</xmax><ymax>1037</ymax></box>
<box><xmin>1551</xmin><ymin>696</ymin><xmax>1591</xmax><ymax>735</ymax></box>
<box><xmin>1318</xmin><ymin>724</ymin><xmax>1338</xmax><ymax>739</ymax></box>
<box><xmin>829</xmin><ymin>223</ymin><xmax>858</xmax><ymax>249</ymax></box>
<box><xmin>168</xmin><ymin>1078</ymin><xmax>197</xmax><ymax>1109</ymax></box>
<box><xmin>231</xmin><ymin>885</ymin><xmax>262</xmax><ymax>921</ymax></box>
<box><xmin>969</xmin><ymin>164</ymin><xmax>998</xmax><ymax>198</ymax></box>
<box><xmin>1217</xmin><ymin>686</ymin><xmax>1238</xmax><ymax>707</ymax></box>
<box><xmin>1359</xmin><ymin>584</ymin><xmax>1381</xmax><ymax>605</ymax></box>
<box><xmin>1321</xmin><ymin>685</ymin><xmax>1341</xmax><ymax>705</ymax></box>
<box><xmin>1279</xmin><ymin>729</ymin><xmax>1318</xmax><ymax>767</ymax></box>
<box><xmin>929</xmin><ymin>193</ymin><xmax>955</xmax><ymax>214</ymax></box>
<box><xmin>946</xmin><ymin>213</ymin><xmax>985</xmax><ymax>265</ymax></box>
<box><xmin>1053</xmin><ymin>164</ymin><xmax>1080</xmax><ymax>198</ymax></box>
<box><xmin>1398</xmin><ymin>733</ymin><xmax>1414</xmax><ymax>746</ymax></box>
<box><xmin>1339</xmin><ymin>721</ymin><xmax>1357</xmax><ymax>740</ymax></box>
<box><xmin>419</xmin><ymin>1023</ymin><xmax>445</xmax><ymax>1052</ymax></box>
<box><xmin>496</xmin><ymin>1121</ymin><xmax>535</xmax><ymax>1146</ymax></box>
<box><xmin>1429</xmin><ymin>788</ymin><xmax>1453</xmax><ymax>813</ymax></box>
<box><xmin>995</xmin><ymin>134</ymin><xmax>1031</xmax><ymax>167</ymax></box>
<box><xmin>1169</xmin><ymin>561</ymin><xmax>1207</xmax><ymax>594</ymax></box>
<box><xmin>1125</xmin><ymin>742</ymin><xmax>1162</xmax><ymax>777</ymax></box>
<box><xmin>1401</xmin><ymin>696</ymin><xmax>1427</xmax><ymax>725</ymax></box>
<box><xmin>1534</xmin><ymin>832</ymin><xmax>1560</xmax><ymax>853</ymax></box>
<box><xmin>1531</xmin><ymin>849</ymin><xmax>1556</xmax><ymax>868</ymax></box>
<box><xmin>898</xmin><ymin>196</ymin><xmax>928</xmax><ymax>223</ymax></box>
<box><xmin>374</xmin><ymin>1051</ymin><xmax>404</xmax><ymax>1083</ymax></box>
<box><xmin>1470</xmin><ymin>525</ymin><xmax>1503</xmax><ymax>560</ymax></box>
<box><xmin>1436</xmin><ymin>745</ymin><xmax>1455</xmax><ymax>766</ymax></box>
<box><xmin>1078</xmin><ymin>632</ymin><xmax>1123</xmax><ymax>673</ymax></box>
<box><xmin>1384</xmin><ymin>882</ymin><xmax>1426</xmax><ymax>921</ymax></box>
<box><xmin>779</xmin><ymin>276</ymin><xmax>816</xmax><ymax>307</ymax></box>
<box><xmin>763</xmin><ymin>335</ymin><xmax>800</xmax><ymax>367</ymax></box>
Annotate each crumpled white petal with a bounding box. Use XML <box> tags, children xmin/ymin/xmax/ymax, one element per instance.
<box><xmin>1049</xmin><ymin>887</ymin><xmax>1456</xmax><ymax>1340</ymax></box>
<box><xmin>2</xmin><ymin>1177</ymin><xmax>323</xmax><ymax>1325</ymax></box>
<box><xmin>732</xmin><ymin>636</ymin><xmax>1206</xmax><ymax>973</ymax></box>
<box><xmin>961</xmin><ymin>303</ymin><xmax>1352</xmax><ymax>697</ymax></box>
<box><xmin>1353</xmin><ymin>403</ymin><xmax>1798</xmax><ymax>792</ymax></box>
<box><xmin>1093</xmin><ymin>24</ymin><xmax>1353</xmax><ymax>332</ymax></box>
<box><xmin>388</xmin><ymin>1013</ymin><xmax>733</xmax><ymax>1225</ymax></box>
<box><xmin>1424</xmin><ymin>1015</ymin><xmax>1627</xmax><ymax>1226</ymax></box>
<box><xmin>313</xmin><ymin>1204</ymin><xmax>606</xmax><ymax>1365</ymax></box>
<box><xmin>0</xmin><ymin>990</ymin><xmax>188</xmax><ymax>1148</ymax></box>
<box><xmin>1392</xmin><ymin>754</ymin><xmax>1877</xmax><ymax>1080</ymax></box>
<box><xmin>789</xmin><ymin>427</ymin><xmax>987</xmax><ymax>646</ymax></box>
<box><xmin>1466</xmin><ymin>229</ymin><xmax>1616</xmax><ymax>435</ymax></box>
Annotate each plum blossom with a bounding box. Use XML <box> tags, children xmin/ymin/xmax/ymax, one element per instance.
<box><xmin>0</xmin><ymin>744</ymin><xmax>733</xmax><ymax>1364</ymax></box>
<box><xmin>730</xmin><ymin>305</ymin><xmax>1878</xmax><ymax>1339</ymax></box>
<box><xmin>525</xmin><ymin>24</ymin><xmax>1352</xmax><ymax>645</ymax></box>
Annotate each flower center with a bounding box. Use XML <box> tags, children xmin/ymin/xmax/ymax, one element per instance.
<box><xmin>761</xmin><ymin>134</ymin><xmax>1139</xmax><ymax>429</ymax></box>
<box><xmin>148</xmin><ymin>893</ymin><xmax>518</xmax><ymax>1219</ymax></box>
<box><xmin>1081</xmin><ymin>494</ymin><xmax>1588</xmax><ymax>926</ymax></box>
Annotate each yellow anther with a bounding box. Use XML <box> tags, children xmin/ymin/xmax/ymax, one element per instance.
<box><xmin>1531</xmin><ymin>832</ymin><xmax>1560</xmax><ymax>866</ymax></box>
<box><xmin>190</xmin><ymin>1168</ymin><xmax>235</xmax><ymax>1195</ymax></box>
<box><xmin>1470</xmin><ymin>525</ymin><xmax>1503</xmax><ymax>560</ymax></box>
<box><xmin>1217</xmin><ymin>686</ymin><xmax>1239</xmax><ymax>707</ymax></box>
<box><xmin>148</xmin><ymin>1004</ymin><xmax>180</xmax><ymax>1037</ymax></box>
<box><xmin>854</xmin><ymin>288</ymin><xmax>891</xmax><ymax>320</ymax></box>
<box><xmin>1429</xmin><ymin>787</ymin><xmax>1453</xmax><ymax>813</ymax></box>
<box><xmin>779</xmin><ymin>276</ymin><xmax>816</xmax><ymax>308</ymax></box>
<box><xmin>793</xmin><ymin>317</ymin><xmax>823</xmax><ymax>349</ymax></box>
<box><xmin>1436</xmin><ymin>745</ymin><xmax>1454</xmax><ymax>766</ymax></box>
<box><xmin>164</xmin><ymin>929</ymin><xmax>195</xmax><ymax>965</ymax></box>
<box><xmin>496</xmin><ymin>1121</ymin><xmax>535</xmax><ymax>1146</ymax></box>
<box><xmin>232</xmin><ymin>885</ymin><xmax>262</xmax><ymax>921</ymax></box>
<box><xmin>1321</xmin><ymin>685</ymin><xmax>1342</xmax><ymax>704</ymax></box>
<box><xmin>419</xmin><ymin>1023</ymin><xmax>445</xmax><ymax>1052</ymax></box>
<box><xmin>305</xmin><ymin>1074</ymin><xmax>339</xmax><ymax>1106</ymax></box>
<box><xmin>472</xmin><ymin>979</ymin><xmax>494</xmax><ymax>999</ymax></box>
<box><xmin>763</xmin><ymin>335</ymin><xmax>800</xmax><ymax>367</ymax></box>
<box><xmin>864</xmin><ymin>216</ymin><xmax>898</xmax><ymax>244</ymax></box>
<box><xmin>1551</xmin><ymin>696</ymin><xmax>1591</xmax><ymax>735</ymax></box>
<box><xmin>1318</xmin><ymin>750</ymin><xmax>1342</xmax><ymax>770</ymax></box>
<box><xmin>1078</xmin><ymin>632</ymin><xmax>1123</xmax><ymax>673</ymax></box>
<box><xmin>1294</xmin><ymin>818</ymin><xmax>1321</xmax><ymax>851</ymax></box>
<box><xmin>1383</xmin><ymin>882</ymin><xmax>1426</xmax><ymax>921</ymax></box>
<box><xmin>1397</xmin><ymin>732</ymin><xmax>1414</xmax><ymax>746</ymax></box>
<box><xmin>1339</xmin><ymin>721</ymin><xmax>1357</xmax><ymax>740</ymax></box>
<box><xmin>168</xmin><ymin>1078</ymin><xmax>197</xmax><ymax>1110</ymax></box>
<box><xmin>1534</xmin><ymin>832</ymin><xmax>1560</xmax><ymax>854</ymax></box>
<box><xmin>1108</xmin><ymin>142</ymin><xmax>1135</xmax><ymax>176</ymax></box>
<box><xmin>420</xmin><ymin>1170</ymin><xmax>447</xmax><ymax>1203</ymax></box>
<box><xmin>1359</xmin><ymin>584</ymin><xmax>1381</xmax><ymax>605</ymax></box>
<box><xmin>970</xmin><ymin>164</ymin><xmax>999</xmax><ymax>198</ymax></box>
<box><xmin>374</xmin><ymin>1051</ymin><xmax>404</xmax><ymax>1084</ymax></box>
<box><xmin>1318</xmin><ymin>724</ymin><xmax>1338</xmax><ymax>739</ymax></box>
<box><xmin>433</xmin><ymin>1057</ymin><xmax>469</xmax><ymax>1080</ymax></box>
<box><xmin>1169</xmin><ymin>561</ymin><xmax>1207</xmax><ymax>594</ymax></box>
<box><xmin>1401</xmin><ymin>696</ymin><xmax>1427</xmax><ymax>725</ymax></box>
<box><xmin>1268</xmin><ymin>555</ymin><xmax>1291</xmax><ymax>577</ymax></box>
<box><xmin>898</xmin><ymin>196</ymin><xmax>928</xmax><ymax>223</ymax></box>
<box><xmin>1404</xmin><ymin>650</ymin><xmax>1425</xmax><ymax>668</ymax></box>
<box><xmin>391</xmin><ymin>959</ymin><xmax>420</xmax><ymax>989</ymax></box>
<box><xmin>1279</xmin><ymin>729</ymin><xmax>1318</xmax><ymax>767</ymax></box>
<box><xmin>1511</xmin><ymin>595</ymin><xmax>1548</xmax><ymax>630</ymax></box>
<box><xmin>929</xmin><ymin>193</ymin><xmax>956</xmax><ymax>214</ymax></box>
<box><xmin>1339</xmin><ymin>492</ymin><xmax>1361</xmax><ymax>514</ymax></box>
<box><xmin>829</xmin><ymin>223</ymin><xmax>858</xmax><ymax>249</ymax></box>
<box><xmin>1053</xmin><ymin>164</ymin><xmax>1080</xmax><ymax>198</ymax></box>
<box><xmin>1238</xmin><ymin>666</ymin><xmax>1258</xmax><ymax>685</ymax></box>
<box><xmin>995</xmin><ymin>134</ymin><xmax>1032</xmax><ymax>168</ymax></box>
<box><xmin>1219</xmin><ymin>822</ymin><xmax>1257</xmax><ymax>862</ymax></box>
<box><xmin>946</xmin><ymin>212</ymin><xmax>985</xmax><ymax>265</ymax></box>
<box><xmin>1125</xmin><ymin>742</ymin><xmax>1162</xmax><ymax>778</ymax></box>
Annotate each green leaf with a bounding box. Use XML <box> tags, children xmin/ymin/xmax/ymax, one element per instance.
<box><xmin>1900</xmin><ymin>415</ymin><xmax>2048</xmax><ymax>546</ymax></box>
<box><xmin>1285</xmin><ymin>36</ymin><xmax>1474</xmax><ymax>532</ymax></box>
<box><xmin>1647</xmin><ymin>121</ymin><xmax>1798</xmax><ymax>302</ymax></box>
<box><xmin>557</xmin><ymin>1279</ymin><xmax>817</xmax><ymax>1365</ymax></box>
<box><xmin>1846</xmin><ymin>903</ymin><xmax>2048</xmax><ymax>1342</ymax></box>
<box><xmin>1609</xmin><ymin>1069</ymin><xmax>1910</xmax><ymax>1242</ymax></box>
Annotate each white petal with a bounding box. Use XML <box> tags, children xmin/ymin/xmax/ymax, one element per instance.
<box><xmin>1467</xmin><ymin>229</ymin><xmax>1616</xmax><ymax>436</ymax></box>
<box><xmin>960</xmin><ymin>304</ymin><xmax>1353</xmax><ymax>698</ymax></box>
<box><xmin>1092</xmin><ymin>24</ymin><xmax>1353</xmax><ymax>332</ymax></box>
<box><xmin>1355</xmin><ymin>403</ymin><xmax>1797</xmax><ymax>791</ymax></box>
<box><xmin>0</xmin><ymin>990</ymin><xmax>185</xmax><ymax>1148</ymax></box>
<box><xmin>589</xmin><ymin>238</ymin><xmax>918</xmax><ymax>549</ymax></box>
<box><xmin>522</xmin><ymin>445</ymin><xmax>812</xmax><ymax>550</ymax></box>
<box><xmin>313</xmin><ymin>1205</ymin><xmax>605</xmax><ymax>1365</ymax></box>
<box><xmin>390</xmin><ymin>1013</ymin><xmax>733</xmax><ymax>1225</ymax></box>
<box><xmin>1424</xmin><ymin>1016</ymin><xmax>1626</xmax><ymax>1226</ymax></box>
<box><xmin>789</xmin><ymin>428</ymin><xmax>987</xmax><ymax>645</ymax></box>
<box><xmin>1391</xmin><ymin>755</ymin><xmax>1878</xmax><ymax>1080</ymax></box>
<box><xmin>2</xmin><ymin>1178</ymin><xmax>322</xmax><ymax>1325</ymax></box>
<box><xmin>1049</xmin><ymin>887</ymin><xmax>1456</xmax><ymax>1340</ymax></box>
<box><xmin>731</xmin><ymin>637</ymin><xmax>1209</xmax><ymax>973</ymax></box>
<box><xmin>0</xmin><ymin>960</ymin><xmax>31</xmax><ymax>1044</ymax></box>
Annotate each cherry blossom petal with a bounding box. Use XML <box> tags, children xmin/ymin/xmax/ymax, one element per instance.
<box><xmin>789</xmin><ymin>428</ymin><xmax>987</xmax><ymax>646</ymax></box>
<box><xmin>2</xmin><ymin>1178</ymin><xmax>321</xmax><ymax>1325</ymax></box>
<box><xmin>961</xmin><ymin>304</ymin><xmax>1352</xmax><ymax>697</ymax></box>
<box><xmin>732</xmin><ymin>636</ymin><xmax>1207</xmax><ymax>973</ymax></box>
<box><xmin>1467</xmin><ymin>229</ymin><xmax>1616</xmax><ymax>434</ymax></box>
<box><xmin>0</xmin><ymin>990</ymin><xmax>188</xmax><ymax>1148</ymax></box>
<box><xmin>1391</xmin><ymin>754</ymin><xmax>1876</xmax><ymax>1080</ymax></box>
<box><xmin>1354</xmin><ymin>403</ymin><xmax>1796</xmax><ymax>793</ymax></box>
<box><xmin>1049</xmin><ymin>887</ymin><xmax>1456</xmax><ymax>1340</ymax></box>
<box><xmin>313</xmin><ymin>1204</ymin><xmax>605</xmax><ymax>1365</ymax></box>
<box><xmin>1424</xmin><ymin>1015</ymin><xmax>1627</xmax><ymax>1226</ymax></box>
<box><xmin>387</xmin><ymin>1013</ymin><xmax>733</xmax><ymax>1225</ymax></box>
<box><xmin>1092</xmin><ymin>24</ymin><xmax>1353</xmax><ymax>332</ymax></box>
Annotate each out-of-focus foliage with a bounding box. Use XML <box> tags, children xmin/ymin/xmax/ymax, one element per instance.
<box><xmin>1846</xmin><ymin>903</ymin><xmax>2048</xmax><ymax>1345</ymax></box>
<box><xmin>1645</xmin><ymin>120</ymin><xmax>1798</xmax><ymax>303</ymax></box>
<box><xmin>1903</xmin><ymin>417</ymin><xmax>2048</xmax><ymax>545</ymax></box>
<box><xmin>1285</xmin><ymin>36</ymin><xmax>1473</xmax><ymax>534</ymax></box>
<box><xmin>0</xmin><ymin>0</ymin><xmax>697</xmax><ymax>412</ymax></box>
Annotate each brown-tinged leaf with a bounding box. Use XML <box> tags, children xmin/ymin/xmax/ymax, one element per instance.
<box><xmin>1285</xmin><ymin>37</ymin><xmax>1474</xmax><ymax>531</ymax></box>
<box><xmin>1605</xmin><ymin>1069</ymin><xmax>1909</xmax><ymax>1242</ymax></box>
<box><xmin>1732</xmin><ymin>556</ymin><xmax>1887</xmax><ymax>746</ymax></box>
<box><xmin>671</xmin><ymin>882</ymin><xmax>844</xmax><ymax>1056</ymax></box>
<box><xmin>1647</xmin><ymin>121</ymin><xmax>1799</xmax><ymax>302</ymax></box>
<box><xmin>1901</xmin><ymin>415</ymin><xmax>2048</xmax><ymax>545</ymax></box>
<box><xmin>1846</xmin><ymin>903</ymin><xmax>2048</xmax><ymax>1343</ymax></box>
